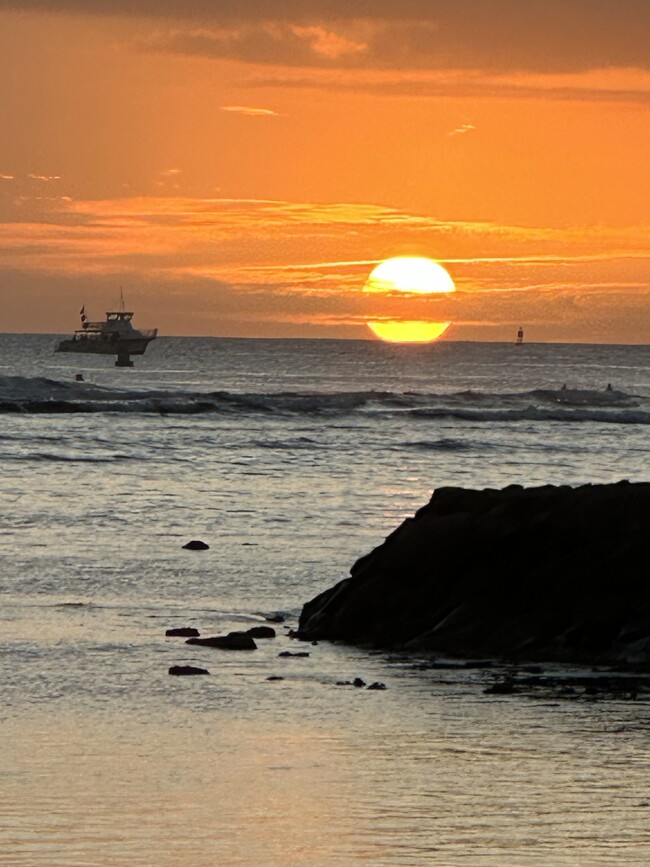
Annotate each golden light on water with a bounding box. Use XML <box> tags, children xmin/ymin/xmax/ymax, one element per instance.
<box><xmin>364</xmin><ymin>256</ymin><xmax>455</xmax><ymax>343</ymax></box>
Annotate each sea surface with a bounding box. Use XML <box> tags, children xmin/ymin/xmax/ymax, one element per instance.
<box><xmin>2</xmin><ymin>334</ymin><xmax>650</xmax><ymax>866</ymax></box>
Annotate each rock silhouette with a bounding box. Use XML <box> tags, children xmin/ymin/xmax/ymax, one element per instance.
<box><xmin>168</xmin><ymin>665</ymin><xmax>209</xmax><ymax>676</ymax></box>
<box><xmin>186</xmin><ymin>632</ymin><xmax>257</xmax><ymax>650</ymax></box>
<box><xmin>182</xmin><ymin>540</ymin><xmax>209</xmax><ymax>550</ymax></box>
<box><xmin>299</xmin><ymin>481</ymin><xmax>650</xmax><ymax>666</ymax></box>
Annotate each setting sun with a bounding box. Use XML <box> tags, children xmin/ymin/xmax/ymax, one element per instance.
<box><xmin>363</xmin><ymin>257</ymin><xmax>456</xmax><ymax>295</ymax></box>
<box><xmin>366</xmin><ymin>320</ymin><xmax>451</xmax><ymax>342</ymax></box>
<box><xmin>364</xmin><ymin>257</ymin><xmax>455</xmax><ymax>343</ymax></box>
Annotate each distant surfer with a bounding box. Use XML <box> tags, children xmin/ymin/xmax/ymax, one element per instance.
<box><xmin>74</xmin><ymin>373</ymin><xmax>84</xmax><ymax>382</ymax></box>
<box><xmin>606</xmin><ymin>383</ymin><xmax>613</xmax><ymax>392</ymax></box>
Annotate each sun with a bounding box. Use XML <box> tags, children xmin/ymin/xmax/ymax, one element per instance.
<box><xmin>364</xmin><ymin>256</ymin><xmax>456</xmax><ymax>296</ymax></box>
<box><xmin>363</xmin><ymin>256</ymin><xmax>455</xmax><ymax>343</ymax></box>
<box><xmin>367</xmin><ymin>320</ymin><xmax>450</xmax><ymax>343</ymax></box>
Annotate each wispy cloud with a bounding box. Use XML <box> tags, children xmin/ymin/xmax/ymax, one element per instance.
<box><xmin>221</xmin><ymin>105</ymin><xmax>284</xmax><ymax>116</ymax></box>
<box><xmin>0</xmin><ymin>193</ymin><xmax>647</xmax><ymax>338</ymax></box>
<box><xmin>0</xmin><ymin>173</ymin><xmax>14</xmax><ymax>180</ymax></box>
<box><xmin>27</xmin><ymin>173</ymin><xmax>61</xmax><ymax>181</ymax></box>
<box><xmin>245</xmin><ymin>66</ymin><xmax>650</xmax><ymax>104</ymax></box>
<box><xmin>448</xmin><ymin>123</ymin><xmax>475</xmax><ymax>136</ymax></box>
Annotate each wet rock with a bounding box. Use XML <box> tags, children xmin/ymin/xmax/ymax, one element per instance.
<box><xmin>484</xmin><ymin>679</ymin><xmax>517</xmax><ymax>695</ymax></box>
<box><xmin>278</xmin><ymin>651</ymin><xmax>310</xmax><ymax>658</ymax></box>
<box><xmin>186</xmin><ymin>633</ymin><xmax>257</xmax><ymax>650</ymax></box>
<box><xmin>168</xmin><ymin>665</ymin><xmax>209</xmax><ymax>676</ymax></box>
<box><xmin>353</xmin><ymin>677</ymin><xmax>366</xmax><ymax>688</ymax></box>
<box><xmin>166</xmin><ymin>627</ymin><xmax>200</xmax><ymax>637</ymax></box>
<box><xmin>182</xmin><ymin>540</ymin><xmax>209</xmax><ymax>550</ymax></box>
<box><xmin>367</xmin><ymin>682</ymin><xmax>387</xmax><ymax>690</ymax></box>
<box><xmin>264</xmin><ymin>614</ymin><xmax>286</xmax><ymax>623</ymax></box>
<box><xmin>298</xmin><ymin>481</ymin><xmax>650</xmax><ymax>666</ymax></box>
<box><xmin>245</xmin><ymin>626</ymin><xmax>276</xmax><ymax>639</ymax></box>
<box><xmin>267</xmin><ymin>675</ymin><xmax>285</xmax><ymax>681</ymax></box>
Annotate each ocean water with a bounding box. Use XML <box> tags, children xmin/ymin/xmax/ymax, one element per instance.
<box><xmin>2</xmin><ymin>334</ymin><xmax>650</xmax><ymax>866</ymax></box>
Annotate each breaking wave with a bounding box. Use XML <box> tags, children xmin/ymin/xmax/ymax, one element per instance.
<box><xmin>0</xmin><ymin>375</ymin><xmax>647</xmax><ymax>425</ymax></box>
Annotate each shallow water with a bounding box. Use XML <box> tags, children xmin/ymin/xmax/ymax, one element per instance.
<box><xmin>2</xmin><ymin>335</ymin><xmax>650</xmax><ymax>865</ymax></box>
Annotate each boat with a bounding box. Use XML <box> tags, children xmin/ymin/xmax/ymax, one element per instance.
<box><xmin>56</xmin><ymin>294</ymin><xmax>158</xmax><ymax>367</ymax></box>
<box><xmin>516</xmin><ymin>326</ymin><xmax>524</xmax><ymax>345</ymax></box>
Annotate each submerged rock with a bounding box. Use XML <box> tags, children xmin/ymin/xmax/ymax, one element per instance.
<box><xmin>298</xmin><ymin>481</ymin><xmax>650</xmax><ymax>666</ymax></box>
<box><xmin>168</xmin><ymin>665</ymin><xmax>209</xmax><ymax>676</ymax></box>
<box><xmin>182</xmin><ymin>540</ymin><xmax>209</xmax><ymax>550</ymax></box>
<box><xmin>186</xmin><ymin>632</ymin><xmax>257</xmax><ymax>650</ymax></box>
<box><xmin>166</xmin><ymin>627</ymin><xmax>200</xmax><ymax>637</ymax></box>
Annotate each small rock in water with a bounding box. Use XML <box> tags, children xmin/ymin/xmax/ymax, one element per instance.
<box><xmin>168</xmin><ymin>665</ymin><xmax>209</xmax><ymax>676</ymax></box>
<box><xmin>182</xmin><ymin>540</ymin><xmax>209</xmax><ymax>550</ymax></box>
<box><xmin>367</xmin><ymin>682</ymin><xmax>386</xmax><ymax>690</ymax></box>
<box><xmin>353</xmin><ymin>677</ymin><xmax>366</xmax><ymax>688</ymax></box>
<box><xmin>186</xmin><ymin>633</ymin><xmax>257</xmax><ymax>650</ymax></box>
<box><xmin>166</xmin><ymin>627</ymin><xmax>200</xmax><ymax>637</ymax></box>
<box><xmin>267</xmin><ymin>675</ymin><xmax>285</xmax><ymax>681</ymax></box>
<box><xmin>484</xmin><ymin>679</ymin><xmax>517</xmax><ymax>695</ymax></box>
<box><xmin>265</xmin><ymin>614</ymin><xmax>285</xmax><ymax>623</ymax></box>
<box><xmin>246</xmin><ymin>626</ymin><xmax>276</xmax><ymax>639</ymax></box>
<box><xmin>278</xmin><ymin>651</ymin><xmax>310</xmax><ymax>658</ymax></box>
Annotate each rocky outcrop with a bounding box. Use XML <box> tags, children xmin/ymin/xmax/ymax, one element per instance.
<box><xmin>299</xmin><ymin>481</ymin><xmax>650</xmax><ymax>666</ymax></box>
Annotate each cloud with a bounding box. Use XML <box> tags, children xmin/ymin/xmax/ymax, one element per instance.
<box><xmin>244</xmin><ymin>67</ymin><xmax>650</xmax><ymax>105</ymax></box>
<box><xmin>448</xmin><ymin>123</ymin><xmax>475</xmax><ymax>137</ymax></box>
<box><xmin>0</xmin><ymin>173</ymin><xmax>14</xmax><ymax>180</ymax></box>
<box><xmin>0</xmin><ymin>192</ymin><xmax>648</xmax><ymax>338</ymax></box>
<box><xmin>27</xmin><ymin>174</ymin><xmax>61</xmax><ymax>181</ymax></box>
<box><xmin>3</xmin><ymin>1</ymin><xmax>650</xmax><ymax>73</ymax></box>
<box><xmin>221</xmin><ymin>105</ymin><xmax>284</xmax><ymax>117</ymax></box>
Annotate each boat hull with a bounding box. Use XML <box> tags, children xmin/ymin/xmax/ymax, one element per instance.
<box><xmin>56</xmin><ymin>336</ymin><xmax>155</xmax><ymax>356</ymax></box>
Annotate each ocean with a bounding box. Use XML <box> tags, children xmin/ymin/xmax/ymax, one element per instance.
<box><xmin>2</xmin><ymin>334</ymin><xmax>650</xmax><ymax>866</ymax></box>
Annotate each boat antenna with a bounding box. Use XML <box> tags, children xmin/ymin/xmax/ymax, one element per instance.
<box><xmin>119</xmin><ymin>286</ymin><xmax>125</xmax><ymax>312</ymax></box>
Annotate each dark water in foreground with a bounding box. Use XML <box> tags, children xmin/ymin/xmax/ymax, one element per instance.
<box><xmin>2</xmin><ymin>335</ymin><xmax>650</xmax><ymax>865</ymax></box>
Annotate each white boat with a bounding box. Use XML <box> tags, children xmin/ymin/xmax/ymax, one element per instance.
<box><xmin>56</xmin><ymin>297</ymin><xmax>157</xmax><ymax>367</ymax></box>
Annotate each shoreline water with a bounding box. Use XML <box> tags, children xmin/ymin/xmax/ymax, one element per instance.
<box><xmin>3</xmin><ymin>336</ymin><xmax>650</xmax><ymax>865</ymax></box>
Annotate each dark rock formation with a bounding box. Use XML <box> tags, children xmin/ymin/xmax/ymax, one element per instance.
<box><xmin>245</xmin><ymin>626</ymin><xmax>276</xmax><ymax>639</ymax></box>
<box><xmin>186</xmin><ymin>632</ymin><xmax>257</xmax><ymax>650</ymax></box>
<box><xmin>183</xmin><ymin>540</ymin><xmax>209</xmax><ymax>550</ymax></box>
<box><xmin>166</xmin><ymin>627</ymin><xmax>200</xmax><ymax>637</ymax></box>
<box><xmin>278</xmin><ymin>651</ymin><xmax>310</xmax><ymax>658</ymax></box>
<box><xmin>168</xmin><ymin>665</ymin><xmax>209</xmax><ymax>676</ymax></box>
<box><xmin>299</xmin><ymin>481</ymin><xmax>650</xmax><ymax>666</ymax></box>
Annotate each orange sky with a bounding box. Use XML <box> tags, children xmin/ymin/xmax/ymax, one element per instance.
<box><xmin>0</xmin><ymin>1</ymin><xmax>649</xmax><ymax>341</ymax></box>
